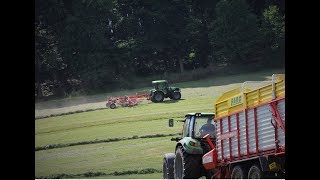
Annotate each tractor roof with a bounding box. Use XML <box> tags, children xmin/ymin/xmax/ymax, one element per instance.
<box><xmin>185</xmin><ymin>112</ymin><xmax>215</xmax><ymax>117</ymax></box>
<box><xmin>152</xmin><ymin>80</ymin><xmax>168</xmax><ymax>84</ymax></box>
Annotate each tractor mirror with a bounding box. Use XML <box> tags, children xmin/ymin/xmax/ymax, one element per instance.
<box><xmin>169</xmin><ymin>119</ymin><xmax>174</xmax><ymax>127</ymax></box>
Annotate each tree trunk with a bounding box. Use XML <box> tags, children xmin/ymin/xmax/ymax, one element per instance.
<box><xmin>199</xmin><ymin>12</ymin><xmax>210</xmax><ymax>68</ymax></box>
<box><xmin>36</xmin><ymin>55</ymin><xmax>43</xmax><ymax>99</ymax></box>
<box><xmin>179</xmin><ymin>58</ymin><xmax>184</xmax><ymax>73</ymax></box>
<box><xmin>53</xmin><ymin>72</ymin><xmax>65</xmax><ymax>97</ymax></box>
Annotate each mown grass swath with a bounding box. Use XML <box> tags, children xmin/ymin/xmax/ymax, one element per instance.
<box><xmin>35</xmin><ymin>133</ymin><xmax>181</xmax><ymax>151</ymax></box>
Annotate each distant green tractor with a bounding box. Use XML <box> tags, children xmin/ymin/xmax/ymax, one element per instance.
<box><xmin>149</xmin><ymin>80</ymin><xmax>181</xmax><ymax>103</ymax></box>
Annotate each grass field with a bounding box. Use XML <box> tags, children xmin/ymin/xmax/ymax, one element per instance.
<box><xmin>35</xmin><ymin>137</ymin><xmax>175</xmax><ymax>177</ymax></box>
<box><xmin>99</xmin><ymin>173</ymin><xmax>163</xmax><ymax>179</ymax></box>
<box><xmin>35</xmin><ymin>68</ymin><xmax>284</xmax><ymax>178</ymax></box>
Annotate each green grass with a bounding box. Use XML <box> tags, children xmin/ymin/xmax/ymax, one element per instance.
<box><xmin>36</xmin><ymin>118</ymin><xmax>182</xmax><ymax>147</ymax></box>
<box><xmin>35</xmin><ymin>97</ymin><xmax>218</xmax><ymax>148</ymax></box>
<box><xmin>35</xmin><ymin>97</ymin><xmax>215</xmax><ymax>133</ymax></box>
<box><xmin>35</xmin><ymin>137</ymin><xmax>176</xmax><ymax>177</ymax></box>
<box><xmin>97</xmin><ymin>173</ymin><xmax>163</xmax><ymax>179</ymax></box>
<box><xmin>35</xmin><ymin>68</ymin><xmax>284</xmax><ymax>178</ymax></box>
<box><xmin>35</xmin><ymin>169</ymin><xmax>162</xmax><ymax>179</ymax></box>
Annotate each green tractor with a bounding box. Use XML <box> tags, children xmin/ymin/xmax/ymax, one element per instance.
<box><xmin>149</xmin><ymin>80</ymin><xmax>181</xmax><ymax>103</ymax></box>
<box><xmin>163</xmin><ymin>113</ymin><xmax>216</xmax><ymax>179</ymax></box>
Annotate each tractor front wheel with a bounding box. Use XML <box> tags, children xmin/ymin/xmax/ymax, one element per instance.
<box><xmin>174</xmin><ymin>146</ymin><xmax>202</xmax><ymax>179</ymax></box>
<box><xmin>152</xmin><ymin>91</ymin><xmax>164</xmax><ymax>102</ymax></box>
<box><xmin>172</xmin><ymin>92</ymin><xmax>181</xmax><ymax>100</ymax></box>
<box><xmin>163</xmin><ymin>153</ymin><xmax>175</xmax><ymax>179</ymax></box>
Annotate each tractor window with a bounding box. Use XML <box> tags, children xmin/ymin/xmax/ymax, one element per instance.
<box><xmin>182</xmin><ymin>117</ymin><xmax>191</xmax><ymax>137</ymax></box>
<box><xmin>189</xmin><ymin>116</ymin><xmax>195</xmax><ymax>137</ymax></box>
<box><xmin>164</xmin><ymin>82</ymin><xmax>168</xmax><ymax>88</ymax></box>
<box><xmin>194</xmin><ymin>116</ymin><xmax>215</xmax><ymax>138</ymax></box>
<box><xmin>159</xmin><ymin>84</ymin><xmax>163</xmax><ymax>89</ymax></box>
<box><xmin>156</xmin><ymin>82</ymin><xmax>168</xmax><ymax>89</ymax></box>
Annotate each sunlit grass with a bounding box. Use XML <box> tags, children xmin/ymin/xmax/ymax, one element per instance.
<box><xmin>35</xmin><ymin>137</ymin><xmax>176</xmax><ymax>177</ymax></box>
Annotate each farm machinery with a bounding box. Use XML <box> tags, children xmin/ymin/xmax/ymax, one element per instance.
<box><xmin>163</xmin><ymin>74</ymin><xmax>285</xmax><ymax>179</ymax></box>
<box><xmin>149</xmin><ymin>80</ymin><xmax>181</xmax><ymax>102</ymax></box>
<box><xmin>106</xmin><ymin>93</ymin><xmax>150</xmax><ymax>109</ymax></box>
<box><xmin>163</xmin><ymin>113</ymin><xmax>216</xmax><ymax>179</ymax></box>
<box><xmin>106</xmin><ymin>80</ymin><xmax>181</xmax><ymax>109</ymax></box>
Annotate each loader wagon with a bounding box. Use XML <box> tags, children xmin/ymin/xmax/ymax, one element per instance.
<box><xmin>202</xmin><ymin>74</ymin><xmax>285</xmax><ymax>178</ymax></box>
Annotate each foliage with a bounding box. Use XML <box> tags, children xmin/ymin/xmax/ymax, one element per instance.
<box><xmin>260</xmin><ymin>4</ymin><xmax>285</xmax><ymax>65</ymax></box>
<box><xmin>208</xmin><ymin>0</ymin><xmax>264</xmax><ymax>65</ymax></box>
<box><xmin>35</xmin><ymin>0</ymin><xmax>285</xmax><ymax>99</ymax></box>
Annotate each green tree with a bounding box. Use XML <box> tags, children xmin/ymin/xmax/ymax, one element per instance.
<box><xmin>260</xmin><ymin>4</ymin><xmax>285</xmax><ymax>66</ymax></box>
<box><xmin>35</xmin><ymin>18</ymin><xmax>68</xmax><ymax>97</ymax></box>
<box><xmin>208</xmin><ymin>0</ymin><xmax>263</xmax><ymax>65</ymax></box>
<box><xmin>36</xmin><ymin>0</ymin><xmax>285</xmax><ymax>98</ymax></box>
<box><xmin>185</xmin><ymin>0</ymin><xmax>217</xmax><ymax>69</ymax></box>
<box><xmin>261</xmin><ymin>5</ymin><xmax>284</xmax><ymax>50</ymax></box>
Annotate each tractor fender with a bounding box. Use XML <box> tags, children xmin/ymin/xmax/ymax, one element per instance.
<box><xmin>176</xmin><ymin>137</ymin><xmax>203</xmax><ymax>155</ymax></box>
<box><xmin>171</xmin><ymin>87</ymin><xmax>180</xmax><ymax>92</ymax></box>
<box><xmin>149</xmin><ymin>89</ymin><xmax>156</xmax><ymax>94</ymax></box>
<box><xmin>150</xmin><ymin>90</ymin><xmax>163</xmax><ymax>94</ymax></box>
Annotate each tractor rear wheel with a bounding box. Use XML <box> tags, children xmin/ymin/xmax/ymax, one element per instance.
<box><xmin>174</xmin><ymin>146</ymin><xmax>202</xmax><ymax>179</ymax></box>
<box><xmin>172</xmin><ymin>92</ymin><xmax>181</xmax><ymax>100</ymax></box>
<box><xmin>110</xmin><ymin>103</ymin><xmax>116</xmax><ymax>109</ymax></box>
<box><xmin>152</xmin><ymin>91</ymin><xmax>164</xmax><ymax>102</ymax></box>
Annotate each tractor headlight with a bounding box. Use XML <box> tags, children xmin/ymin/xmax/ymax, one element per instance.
<box><xmin>189</xmin><ymin>141</ymin><xmax>200</xmax><ymax>147</ymax></box>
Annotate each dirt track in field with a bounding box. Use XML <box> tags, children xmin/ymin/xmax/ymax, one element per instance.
<box><xmin>35</xmin><ymin>100</ymin><xmax>107</xmax><ymax>118</ymax></box>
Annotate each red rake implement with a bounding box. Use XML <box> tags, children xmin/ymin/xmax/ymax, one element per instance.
<box><xmin>106</xmin><ymin>94</ymin><xmax>150</xmax><ymax>109</ymax></box>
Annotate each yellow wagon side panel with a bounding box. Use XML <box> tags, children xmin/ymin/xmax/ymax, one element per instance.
<box><xmin>214</xmin><ymin>74</ymin><xmax>285</xmax><ymax>118</ymax></box>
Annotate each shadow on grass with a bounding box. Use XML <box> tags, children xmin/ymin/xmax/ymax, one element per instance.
<box><xmin>160</xmin><ymin>99</ymin><xmax>186</xmax><ymax>104</ymax></box>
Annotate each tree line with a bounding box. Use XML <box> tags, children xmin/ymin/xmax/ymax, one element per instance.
<box><xmin>35</xmin><ymin>0</ymin><xmax>285</xmax><ymax>99</ymax></box>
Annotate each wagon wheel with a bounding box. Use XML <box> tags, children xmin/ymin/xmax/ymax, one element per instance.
<box><xmin>231</xmin><ymin>165</ymin><xmax>248</xmax><ymax>179</ymax></box>
<box><xmin>110</xmin><ymin>103</ymin><xmax>116</xmax><ymax>109</ymax></box>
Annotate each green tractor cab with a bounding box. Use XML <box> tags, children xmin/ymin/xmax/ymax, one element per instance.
<box><xmin>163</xmin><ymin>113</ymin><xmax>216</xmax><ymax>179</ymax></box>
<box><xmin>149</xmin><ymin>80</ymin><xmax>181</xmax><ymax>102</ymax></box>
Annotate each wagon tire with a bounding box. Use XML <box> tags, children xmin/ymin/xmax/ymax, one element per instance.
<box><xmin>248</xmin><ymin>164</ymin><xmax>263</xmax><ymax>179</ymax></box>
<box><xmin>231</xmin><ymin>165</ymin><xmax>247</xmax><ymax>179</ymax></box>
<box><xmin>110</xmin><ymin>103</ymin><xmax>116</xmax><ymax>109</ymax></box>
